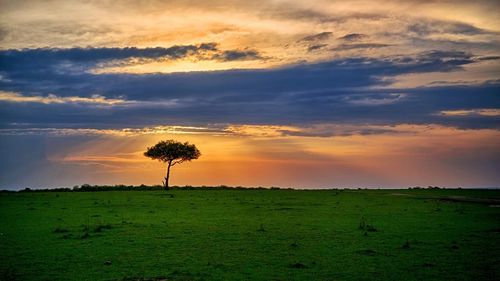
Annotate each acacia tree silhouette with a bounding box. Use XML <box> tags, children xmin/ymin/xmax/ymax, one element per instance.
<box><xmin>144</xmin><ymin>140</ymin><xmax>201</xmax><ymax>190</ymax></box>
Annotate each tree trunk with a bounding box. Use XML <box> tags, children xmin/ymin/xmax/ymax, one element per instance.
<box><xmin>164</xmin><ymin>161</ymin><xmax>172</xmax><ymax>190</ymax></box>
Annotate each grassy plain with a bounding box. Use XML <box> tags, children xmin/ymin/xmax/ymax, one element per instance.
<box><xmin>1</xmin><ymin>188</ymin><xmax>499</xmax><ymax>280</ymax></box>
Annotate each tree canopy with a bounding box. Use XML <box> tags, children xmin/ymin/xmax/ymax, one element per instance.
<box><xmin>144</xmin><ymin>140</ymin><xmax>201</xmax><ymax>189</ymax></box>
<box><xmin>144</xmin><ymin>140</ymin><xmax>201</xmax><ymax>164</ymax></box>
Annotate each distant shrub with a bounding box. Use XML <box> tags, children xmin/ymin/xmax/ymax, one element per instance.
<box><xmin>359</xmin><ymin>216</ymin><xmax>377</xmax><ymax>232</ymax></box>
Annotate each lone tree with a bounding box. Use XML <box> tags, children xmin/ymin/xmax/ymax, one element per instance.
<box><xmin>144</xmin><ymin>140</ymin><xmax>201</xmax><ymax>190</ymax></box>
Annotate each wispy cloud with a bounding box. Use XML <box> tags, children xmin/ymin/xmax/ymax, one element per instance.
<box><xmin>226</xmin><ymin>124</ymin><xmax>407</xmax><ymax>138</ymax></box>
<box><xmin>3</xmin><ymin>123</ymin><xmax>479</xmax><ymax>139</ymax></box>
<box><xmin>332</xmin><ymin>43</ymin><xmax>392</xmax><ymax>51</ymax></box>
<box><xmin>307</xmin><ymin>44</ymin><xmax>328</xmax><ymax>52</ymax></box>
<box><xmin>0</xmin><ymin>125</ymin><xmax>229</xmax><ymax>137</ymax></box>
<box><xmin>299</xmin><ymin>32</ymin><xmax>333</xmax><ymax>42</ymax></box>
<box><xmin>440</xmin><ymin>109</ymin><xmax>500</xmax><ymax>117</ymax></box>
<box><xmin>407</xmin><ymin>20</ymin><xmax>495</xmax><ymax>36</ymax></box>
<box><xmin>343</xmin><ymin>93</ymin><xmax>407</xmax><ymax>106</ymax></box>
<box><xmin>0</xmin><ymin>91</ymin><xmax>126</xmax><ymax>105</ymax></box>
<box><xmin>337</xmin><ymin>33</ymin><xmax>368</xmax><ymax>41</ymax></box>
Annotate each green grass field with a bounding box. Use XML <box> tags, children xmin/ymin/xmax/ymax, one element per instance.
<box><xmin>1</xmin><ymin>188</ymin><xmax>499</xmax><ymax>281</ymax></box>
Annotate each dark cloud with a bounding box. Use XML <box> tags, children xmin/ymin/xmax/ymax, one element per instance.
<box><xmin>389</xmin><ymin>50</ymin><xmax>475</xmax><ymax>72</ymax></box>
<box><xmin>212</xmin><ymin>49</ymin><xmax>263</xmax><ymax>61</ymax></box>
<box><xmin>408</xmin><ymin>37</ymin><xmax>500</xmax><ymax>53</ymax></box>
<box><xmin>1</xmin><ymin>44</ymin><xmax>216</xmax><ymax>64</ymax></box>
<box><xmin>378</xmin><ymin>18</ymin><xmax>500</xmax><ymax>54</ymax></box>
<box><xmin>0</xmin><ymin>43</ymin><xmax>263</xmax><ymax>75</ymax></box>
<box><xmin>0</xmin><ymin>48</ymin><xmax>499</xmax><ymax>130</ymax></box>
<box><xmin>408</xmin><ymin>20</ymin><xmax>493</xmax><ymax>36</ymax></box>
<box><xmin>307</xmin><ymin>44</ymin><xmax>328</xmax><ymax>52</ymax></box>
<box><xmin>300</xmin><ymin>32</ymin><xmax>333</xmax><ymax>42</ymax></box>
<box><xmin>477</xmin><ymin>56</ymin><xmax>500</xmax><ymax>61</ymax></box>
<box><xmin>338</xmin><ymin>33</ymin><xmax>367</xmax><ymax>41</ymax></box>
<box><xmin>332</xmin><ymin>43</ymin><xmax>391</xmax><ymax>51</ymax></box>
<box><xmin>298</xmin><ymin>32</ymin><xmax>332</xmax><ymax>53</ymax></box>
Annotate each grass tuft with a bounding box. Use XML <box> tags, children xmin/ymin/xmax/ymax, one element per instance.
<box><xmin>53</xmin><ymin>227</ymin><xmax>69</xmax><ymax>233</ymax></box>
<box><xmin>289</xmin><ymin>262</ymin><xmax>307</xmax><ymax>269</ymax></box>
<box><xmin>257</xmin><ymin>223</ymin><xmax>266</xmax><ymax>232</ymax></box>
<box><xmin>402</xmin><ymin>240</ymin><xmax>410</xmax><ymax>249</ymax></box>
<box><xmin>93</xmin><ymin>224</ymin><xmax>113</xmax><ymax>233</ymax></box>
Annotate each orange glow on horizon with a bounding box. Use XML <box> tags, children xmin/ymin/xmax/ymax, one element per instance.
<box><xmin>45</xmin><ymin>124</ymin><xmax>500</xmax><ymax>188</ymax></box>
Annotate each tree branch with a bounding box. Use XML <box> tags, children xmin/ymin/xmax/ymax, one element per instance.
<box><xmin>171</xmin><ymin>159</ymin><xmax>184</xmax><ymax>166</ymax></box>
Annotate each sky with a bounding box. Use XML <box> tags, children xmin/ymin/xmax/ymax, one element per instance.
<box><xmin>0</xmin><ymin>0</ymin><xmax>499</xmax><ymax>189</ymax></box>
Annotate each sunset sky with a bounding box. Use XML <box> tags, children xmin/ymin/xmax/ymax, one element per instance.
<box><xmin>1</xmin><ymin>0</ymin><xmax>499</xmax><ymax>189</ymax></box>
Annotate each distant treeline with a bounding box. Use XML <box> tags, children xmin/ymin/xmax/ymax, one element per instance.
<box><xmin>409</xmin><ymin>186</ymin><xmax>449</xmax><ymax>190</ymax></box>
<box><xmin>0</xmin><ymin>185</ymin><xmax>468</xmax><ymax>193</ymax></box>
<box><xmin>2</xmin><ymin>184</ymin><xmax>291</xmax><ymax>192</ymax></box>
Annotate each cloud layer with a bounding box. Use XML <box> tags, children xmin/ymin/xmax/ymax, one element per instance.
<box><xmin>1</xmin><ymin>48</ymin><xmax>499</xmax><ymax>131</ymax></box>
